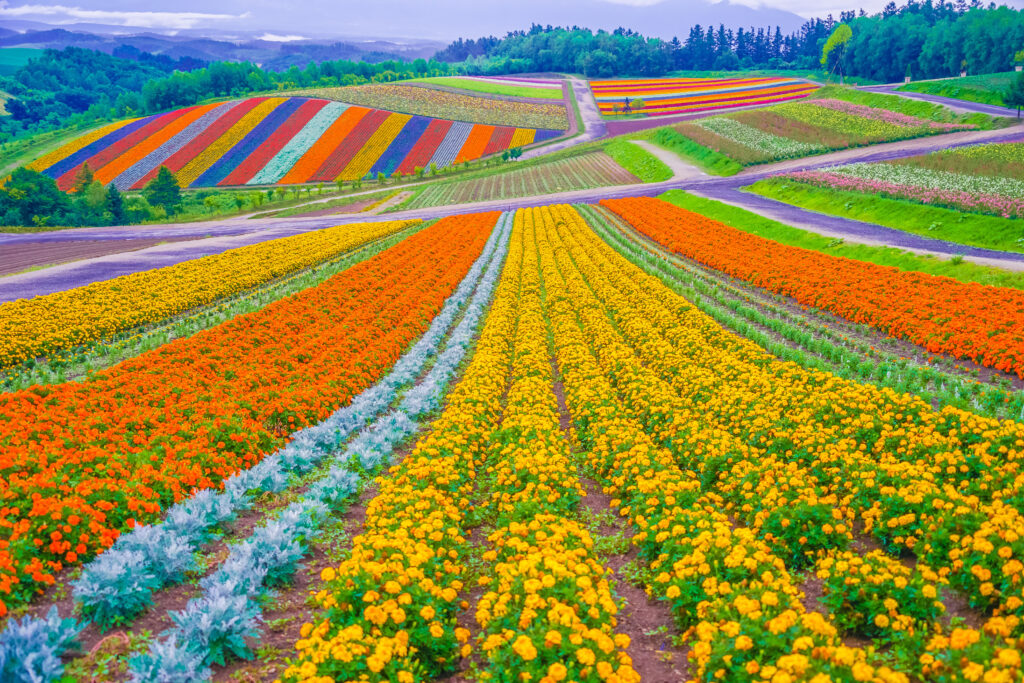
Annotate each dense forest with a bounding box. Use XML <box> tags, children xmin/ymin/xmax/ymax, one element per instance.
<box><xmin>439</xmin><ymin>1</ymin><xmax>1024</xmax><ymax>82</ymax></box>
<box><xmin>0</xmin><ymin>50</ymin><xmax>454</xmax><ymax>141</ymax></box>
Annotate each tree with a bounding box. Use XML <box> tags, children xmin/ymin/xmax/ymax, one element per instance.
<box><xmin>0</xmin><ymin>167</ymin><xmax>73</xmax><ymax>226</ymax></box>
<box><xmin>1004</xmin><ymin>71</ymin><xmax>1024</xmax><ymax>118</ymax></box>
<box><xmin>104</xmin><ymin>184</ymin><xmax>126</xmax><ymax>224</ymax></box>
<box><xmin>629</xmin><ymin>97</ymin><xmax>646</xmax><ymax>112</ymax></box>
<box><xmin>821</xmin><ymin>24</ymin><xmax>853</xmax><ymax>83</ymax></box>
<box><xmin>144</xmin><ymin>166</ymin><xmax>182</xmax><ymax>215</ymax></box>
<box><xmin>376</xmin><ymin>171</ymin><xmax>386</xmax><ymax>185</ymax></box>
<box><xmin>72</xmin><ymin>162</ymin><xmax>94</xmax><ymax>194</ymax></box>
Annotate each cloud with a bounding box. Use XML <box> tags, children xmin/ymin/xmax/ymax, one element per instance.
<box><xmin>258</xmin><ymin>33</ymin><xmax>306</xmax><ymax>42</ymax></box>
<box><xmin>0</xmin><ymin>3</ymin><xmax>249</xmax><ymax>29</ymax></box>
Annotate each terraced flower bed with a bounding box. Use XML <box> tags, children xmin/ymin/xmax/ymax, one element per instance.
<box><xmin>28</xmin><ymin>96</ymin><xmax>563</xmax><ymax>190</ymax></box>
<box><xmin>649</xmin><ymin>87</ymin><xmax>986</xmax><ymax>174</ymax></box>
<box><xmin>590</xmin><ymin>76</ymin><xmax>818</xmax><ymax>117</ymax></box>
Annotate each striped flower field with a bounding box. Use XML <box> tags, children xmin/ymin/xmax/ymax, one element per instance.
<box><xmin>28</xmin><ymin>96</ymin><xmax>563</xmax><ymax>190</ymax></box>
<box><xmin>590</xmin><ymin>76</ymin><xmax>818</xmax><ymax>117</ymax></box>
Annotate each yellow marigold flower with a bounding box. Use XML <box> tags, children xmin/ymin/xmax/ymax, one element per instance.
<box><xmin>874</xmin><ymin>614</ymin><xmax>890</xmax><ymax>629</ymax></box>
<box><xmin>513</xmin><ymin>635</ymin><xmax>538</xmax><ymax>661</ymax></box>
<box><xmin>577</xmin><ymin>647</ymin><xmax>596</xmax><ymax>666</ymax></box>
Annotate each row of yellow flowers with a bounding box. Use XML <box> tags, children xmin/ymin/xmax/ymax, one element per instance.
<box><xmin>585</xmin><ymin>202</ymin><xmax>1024</xmax><ymax>636</ymax></box>
<box><xmin>0</xmin><ymin>219</ymin><xmax>417</xmax><ymax>370</ymax></box>
<box><xmin>537</xmin><ymin>203</ymin><xmax>1022</xmax><ymax>681</ymax></box>
<box><xmin>470</xmin><ymin>208</ymin><xmax>636</xmax><ymax>683</ymax></box>
<box><xmin>278</xmin><ymin>214</ymin><xmax>523</xmax><ymax>682</ymax></box>
<box><xmin>533</xmin><ymin>204</ymin><xmax>898</xmax><ymax>682</ymax></box>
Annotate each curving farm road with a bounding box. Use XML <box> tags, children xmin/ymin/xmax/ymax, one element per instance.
<box><xmin>3</xmin><ymin>98</ymin><xmax>1023</xmax><ymax>302</ymax></box>
<box><xmin>859</xmin><ymin>83</ymin><xmax>1021</xmax><ymax>118</ymax></box>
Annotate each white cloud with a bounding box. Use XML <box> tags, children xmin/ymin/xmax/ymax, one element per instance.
<box><xmin>258</xmin><ymin>33</ymin><xmax>305</xmax><ymax>42</ymax></box>
<box><xmin>0</xmin><ymin>3</ymin><xmax>249</xmax><ymax>29</ymax></box>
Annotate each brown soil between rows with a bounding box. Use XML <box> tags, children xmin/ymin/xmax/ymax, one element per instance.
<box><xmin>552</xmin><ymin>366</ymin><xmax>690</xmax><ymax>682</ymax></box>
<box><xmin>0</xmin><ymin>237</ymin><xmax>195</xmax><ymax>277</ymax></box>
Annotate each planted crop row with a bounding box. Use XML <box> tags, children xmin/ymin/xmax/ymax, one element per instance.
<box><xmin>0</xmin><ymin>213</ymin><xmax>495</xmax><ymax>617</ymax></box>
<box><xmin>0</xmin><ymin>219</ymin><xmax>417</xmax><ymax>370</ymax></box>
<box><xmin>31</xmin><ymin>96</ymin><xmax>562</xmax><ymax>189</ymax></box>
<box><xmin>403</xmin><ymin>151</ymin><xmax>637</xmax><ymax>209</ymax></box>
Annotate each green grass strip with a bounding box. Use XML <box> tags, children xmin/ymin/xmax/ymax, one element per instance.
<box><xmin>409</xmin><ymin>76</ymin><xmax>563</xmax><ymax>100</ymax></box>
<box><xmin>745</xmin><ymin>177</ymin><xmax>1024</xmax><ymax>255</ymax></box>
<box><xmin>659</xmin><ymin>188</ymin><xmax>1024</xmax><ymax>290</ymax></box>
<box><xmin>603</xmin><ymin>138</ymin><xmax>672</xmax><ymax>182</ymax></box>
<box><xmin>649</xmin><ymin>127</ymin><xmax>742</xmax><ymax>176</ymax></box>
<box><xmin>897</xmin><ymin>72</ymin><xmax>1017</xmax><ymax>109</ymax></box>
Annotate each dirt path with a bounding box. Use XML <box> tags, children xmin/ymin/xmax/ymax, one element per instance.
<box><xmin>687</xmin><ymin>184</ymin><xmax>1024</xmax><ymax>271</ymax></box>
<box><xmin>858</xmin><ymin>84</ymin><xmax>1020</xmax><ymax>118</ymax></box>
<box><xmin>5</xmin><ymin>123</ymin><xmax>1024</xmax><ymax>302</ymax></box>
<box><xmin>630</xmin><ymin>139</ymin><xmax>707</xmax><ymax>181</ymax></box>
<box><xmin>521</xmin><ymin>77</ymin><xmax>606</xmax><ymax>160</ymax></box>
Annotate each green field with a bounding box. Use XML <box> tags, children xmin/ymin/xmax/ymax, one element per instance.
<box><xmin>409</xmin><ymin>76</ymin><xmax>563</xmax><ymax>99</ymax></box>
<box><xmin>603</xmin><ymin>138</ymin><xmax>672</xmax><ymax>182</ymax></box>
<box><xmin>744</xmin><ymin>177</ymin><xmax>1024</xmax><ymax>254</ymax></box>
<box><xmin>0</xmin><ymin>48</ymin><xmax>43</xmax><ymax>76</ymax></box>
<box><xmin>660</xmin><ymin>189</ymin><xmax>1024</xmax><ymax>290</ymax></box>
<box><xmin>897</xmin><ymin>72</ymin><xmax>1017</xmax><ymax>108</ymax></box>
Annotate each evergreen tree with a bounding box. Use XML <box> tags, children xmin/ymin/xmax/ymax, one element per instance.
<box><xmin>144</xmin><ymin>166</ymin><xmax>182</xmax><ymax>215</ymax></box>
<box><xmin>1005</xmin><ymin>71</ymin><xmax>1024</xmax><ymax>118</ymax></box>
<box><xmin>72</xmin><ymin>163</ymin><xmax>94</xmax><ymax>194</ymax></box>
<box><xmin>105</xmin><ymin>184</ymin><xmax>126</xmax><ymax>223</ymax></box>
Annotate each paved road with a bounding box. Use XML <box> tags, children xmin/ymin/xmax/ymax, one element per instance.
<box><xmin>4</xmin><ymin>121</ymin><xmax>1024</xmax><ymax>302</ymax></box>
<box><xmin>859</xmin><ymin>84</ymin><xmax>1021</xmax><ymax>118</ymax></box>
<box><xmin>629</xmin><ymin>140</ymin><xmax>707</xmax><ymax>180</ymax></box>
<box><xmin>522</xmin><ymin>77</ymin><xmax>606</xmax><ymax>159</ymax></box>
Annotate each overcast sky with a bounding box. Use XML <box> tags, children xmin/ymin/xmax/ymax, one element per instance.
<box><xmin>2</xmin><ymin>0</ymin><xmax>1023</xmax><ymax>40</ymax></box>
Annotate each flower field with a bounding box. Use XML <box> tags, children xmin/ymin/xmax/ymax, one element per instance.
<box><xmin>590</xmin><ymin>76</ymin><xmax>818</xmax><ymax>117</ymax></box>
<box><xmin>29</xmin><ymin>96</ymin><xmax>563</xmax><ymax>190</ymax></box>
<box><xmin>402</xmin><ymin>151</ymin><xmax>638</xmax><ymax>209</ymax></box>
<box><xmin>773</xmin><ymin>140</ymin><xmax>1024</xmax><ymax>218</ymax></box>
<box><xmin>5</xmin><ymin>197</ymin><xmax>1024</xmax><ymax>681</ymax></box>
<box><xmin>0</xmin><ymin>211</ymin><xmax>495</xmax><ymax>620</ymax></box>
<box><xmin>601</xmin><ymin>196</ymin><xmax>1024</xmax><ymax>376</ymax></box>
<box><xmin>0</xmin><ymin>220</ymin><xmax>417</xmax><ymax>371</ymax></box>
<box><xmin>282</xmin><ymin>84</ymin><xmax>570</xmax><ymax>130</ymax></box>
<box><xmin>659</xmin><ymin>93</ymin><xmax>976</xmax><ymax>169</ymax></box>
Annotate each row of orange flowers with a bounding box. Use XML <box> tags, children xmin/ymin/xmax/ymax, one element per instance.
<box><xmin>0</xmin><ymin>219</ymin><xmax>417</xmax><ymax>371</ymax></box>
<box><xmin>601</xmin><ymin>196</ymin><xmax>1024</xmax><ymax>378</ymax></box>
<box><xmin>0</xmin><ymin>212</ymin><xmax>496</xmax><ymax>617</ymax></box>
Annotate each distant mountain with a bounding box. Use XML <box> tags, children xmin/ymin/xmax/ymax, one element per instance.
<box><xmin>0</xmin><ymin>25</ymin><xmax>447</xmax><ymax>70</ymax></box>
<box><xmin>330</xmin><ymin>0</ymin><xmax>809</xmax><ymax>40</ymax></box>
<box><xmin>0</xmin><ymin>0</ymin><xmax>810</xmax><ymax>47</ymax></box>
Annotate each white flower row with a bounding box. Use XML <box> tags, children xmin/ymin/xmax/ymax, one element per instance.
<box><xmin>698</xmin><ymin>116</ymin><xmax>824</xmax><ymax>157</ymax></box>
<box><xmin>824</xmin><ymin>161</ymin><xmax>1024</xmax><ymax>198</ymax></box>
<box><xmin>127</xmin><ymin>212</ymin><xmax>514</xmax><ymax>681</ymax></box>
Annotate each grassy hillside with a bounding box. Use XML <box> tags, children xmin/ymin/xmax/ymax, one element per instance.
<box><xmin>897</xmin><ymin>72</ymin><xmax>1017</xmax><ymax>108</ymax></box>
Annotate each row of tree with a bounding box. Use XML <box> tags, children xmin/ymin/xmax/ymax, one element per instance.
<box><xmin>0</xmin><ymin>48</ymin><xmax>457</xmax><ymax>142</ymax></box>
<box><xmin>0</xmin><ymin>165</ymin><xmax>183</xmax><ymax>228</ymax></box>
<box><xmin>436</xmin><ymin>1</ymin><xmax>1024</xmax><ymax>82</ymax></box>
